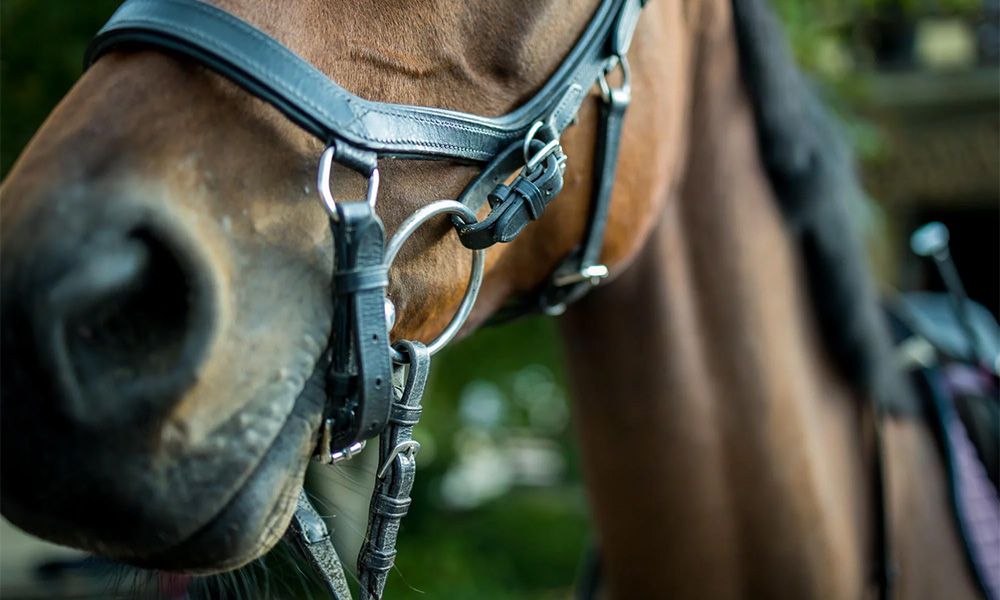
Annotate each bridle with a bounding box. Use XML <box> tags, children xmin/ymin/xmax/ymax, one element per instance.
<box><xmin>85</xmin><ymin>0</ymin><xmax>647</xmax><ymax>597</ymax></box>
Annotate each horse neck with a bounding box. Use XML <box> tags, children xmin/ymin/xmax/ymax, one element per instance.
<box><xmin>559</xmin><ymin>3</ymin><xmax>875</xmax><ymax>596</ymax></box>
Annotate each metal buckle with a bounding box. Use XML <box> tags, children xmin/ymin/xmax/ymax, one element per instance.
<box><xmin>319</xmin><ymin>417</ymin><xmax>369</xmax><ymax>464</ymax></box>
<box><xmin>376</xmin><ymin>440</ymin><xmax>421</xmax><ymax>479</ymax></box>
<box><xmin>317</xmin><ymin>145</ymin><xmax>380</xmax><ymax>221</ymax></box>
<box><xmin>522</xmin><ymin>121</ymin><xmax>565</xmax><ymax>174</ymax></box>
<box><xmin>552</xmin><ymin>264</ymin><xmax>610</xmax><ymax>287</ymax></box>
<box><xmin>542</xmin><ymin>265</ymin><xmax>610</xmax><ymax>316</ymax></box>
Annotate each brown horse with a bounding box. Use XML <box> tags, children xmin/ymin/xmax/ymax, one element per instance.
<box><xmin>0</xmin><ymin>0</ymin><xmax>983</xmax><ymax>597</ymax></box>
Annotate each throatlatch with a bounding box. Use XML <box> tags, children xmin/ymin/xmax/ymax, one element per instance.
<box><xmin>85</xmin><ymin>0</ymin><xmax>648</xmax><ymax>596</ymax></box>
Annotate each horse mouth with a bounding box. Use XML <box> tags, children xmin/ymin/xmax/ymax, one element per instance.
<box><xmin>124</xmin><ymin>363</ymin><xmax>329</xmax><ymax>573</ymax></box>
<box><xmin>0</xmin><ymin>334</ymin><xmax>329</xmax><ymax>575</ymax></box>
<box><xmin>0</xmin><ymin>187</ymin><xmax>335</xmax><ymax>574</ymax></box>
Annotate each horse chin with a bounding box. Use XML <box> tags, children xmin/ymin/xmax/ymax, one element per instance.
<box><xmin>0</xmin><ymin>346</ymin><xmax>328</xmax><ymax>575</ymax></box>
<box><xmin>126</xmin><ymin>366</ymin><xmax>327</xmax><ymax>573</ymax></box>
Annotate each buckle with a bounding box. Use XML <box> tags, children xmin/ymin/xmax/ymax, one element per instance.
<box><xmin>552</xmin><ymin>264</ymin><xmax>610</xmax><ymax>287</ymax></box>
<box><xmin>318</xmin><ymin>416</ymin><xmax>368</xmax><ymax>464</ymax></box>
<box><xmin>456</xmin><ymin>132</ymin><xmax>566</xmax><ymax>250</ymax></box>
<box><xmin>598</xmin><ymin>54</ymin><xmax>631</xmax><ymax>107</ymax></box>
<box><xmin>540</xmin><ymin>264</ymin><xmax>610</xmax><ymax>316</ymax></box>
<box><xmin>377</xmin><ymin>440</ymin><xmax>421</xmax><ymax>479</ymax></box>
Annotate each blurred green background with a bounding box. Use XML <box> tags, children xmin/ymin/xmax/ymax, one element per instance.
<box><xmin>1</xmin><ymin>1</ymin><xmax>996</xmax><ymax>598</ymax></box>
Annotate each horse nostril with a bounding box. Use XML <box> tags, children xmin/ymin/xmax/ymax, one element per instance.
<box><xmin>34</xmin><ymin>222</ymin><xmax>216</xmax><ymax>429</ymax></box>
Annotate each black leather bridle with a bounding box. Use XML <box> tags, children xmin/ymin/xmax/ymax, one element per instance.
<box><xmin>85</xmin><ymin>0</ymin><xmax>647</xmax><ymax>597</ymax></box>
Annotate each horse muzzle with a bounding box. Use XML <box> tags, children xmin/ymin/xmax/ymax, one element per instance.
<box><xmin>1</xmin><ymin>196</ymin><xmax>217</xmax><ymax>429</ymax></box>
<box><xmin>0</xmin><ymin>191</ymin><xmax>315</xmax><ymax>570</ymax></box>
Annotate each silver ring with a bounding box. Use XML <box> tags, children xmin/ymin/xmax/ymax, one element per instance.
<box><xmin>384</xmin><ymin>200</ymin><xmax>485</xmax><ymax>359</ymax></box>
<box><xmin>598</xmin><ymin>54</ymin><xmax>631</xmax><ymax>102</ymax></box>
<box><xmin>317</xmin><ymin>146</ymin><xmax>380</xmax><ymax>221</ymax></box>
<box><xmin>525</xmin><ymin>139</ymin><xmax>562</xmax><ymax>172</ymax></box>
<box><xmin>522</xmin><ymin>120</ymin><xmax>545</xmax><ymax>166</ymax></box>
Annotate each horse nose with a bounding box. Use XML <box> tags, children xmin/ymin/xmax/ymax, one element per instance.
<box><xmin>1</xmin><ymin>215</ymin><xmax>217</xmax><ymax>430</ymax></box>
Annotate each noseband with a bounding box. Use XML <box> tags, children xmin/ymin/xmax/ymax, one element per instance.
<box><xmin>85</xmin><ymin>0</ymin><xmax>647</xmax><ymax>597</ymax></box>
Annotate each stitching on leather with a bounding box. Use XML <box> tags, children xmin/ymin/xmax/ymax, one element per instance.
<box><xmin>551</xmin><ymin>84</ymin><xmax>586</xmax><ymax>130</ymax></box>
<box><xmin>360</xmin><ymin>106</ymin><xmax>509</xmax><ymax>139</ymax></box>
<box><xmin>117</xmin><ymin>0</ymin><xmax>516</xmax><ymax>156</ymax></box>
<box><xmin>121</xmin><ymin>1</ymin><xmax>362</xmax><ymax>128</ymax></box>
<box><xmin>351</xmin><ymin>109</ymin><xmax>501</xmax><ymax>157</ymax></box>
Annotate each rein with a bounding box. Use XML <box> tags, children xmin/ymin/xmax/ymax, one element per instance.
<box><xmin>85</xmin><ymin>0</ymin><xmax>647</xmax><ymax>597</ymax></box>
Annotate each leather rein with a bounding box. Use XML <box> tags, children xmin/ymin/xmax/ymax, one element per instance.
<box><xmin>85</xmin><ymin>0</ymin><xmax>647</xmax><ymax>597</ymax></box>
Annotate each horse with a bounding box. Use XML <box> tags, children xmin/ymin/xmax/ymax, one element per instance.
<box><xmin>0</xmin><ymin>0</ymin><xmax>986</xmax><ymax>597</ymax></box>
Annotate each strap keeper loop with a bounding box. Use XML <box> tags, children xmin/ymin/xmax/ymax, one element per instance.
<box><xmin>359</xmin><ymin>548</ymin><xmax>397</xmax><ymax>573</ymax></box>
<box><xmin>373</xmin><ymin>493</ymin><xmax>412</xmax><ymax>518</ymax></box>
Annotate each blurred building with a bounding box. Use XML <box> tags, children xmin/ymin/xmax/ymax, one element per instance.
<box><xmin>853</xmin><ymin>0</ymin><xmax>999</xmax><ymax>314</ymax></box>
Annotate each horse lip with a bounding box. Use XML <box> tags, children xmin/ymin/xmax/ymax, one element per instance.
<box><xmin>121</xmin><ymin>354</ymin><xmax>328</xmax><ymax>572</ymax></box>
<box><xmin>0</xmin><ymin>333</ymin><xmax>329</xmax><ymax>572</ymax></box>
<box><xmin>1</xmin><ymin>185</ymin><xmax>333</xmax><ymax>572</ymax></box>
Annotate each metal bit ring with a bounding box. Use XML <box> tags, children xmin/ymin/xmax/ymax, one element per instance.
<box><xmin>384</xmin><ymin>200</ymin><xmax>485</xmax><ymax>360</ymax></box>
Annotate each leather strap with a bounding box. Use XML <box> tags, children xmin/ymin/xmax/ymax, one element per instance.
<box><xmin>540</xmin><ymin>77</ymin><xmax>629</xmax><ymax>311</ymax></box>
<box><xmin>85</xmin><ymin>0</ymin><xmax>639</xmax><ymax>165</ymax></box>
<box><xmin>82</xmin><ymin>1</ymin><xmax>650</xmax><ymax>596</ymax></box>
<box><xmin>456</xmin><ymin>139</ymin><xmax>565</xmax><ymax>250</ymax></box>
<box><xmin>326</xmin><ymin>203</ymin><xmax>393</xmax><ymax>454</ymax></box>
<box><xmin>357</xmin><ymin>340</ymin><xmax>431</xmax><ymax>600</ymax></box>
<box><xmin>870</xmin><ymin>401</ymin><xmax>894</xmax><ymax>599</ymax></box>
<box><xmin>484</xmin><ymin>63</ymin><xmax>631</xmax><ymax>325</ymax></box>
<box><xmin>85</xmin><ymin>0</ymin><xmax>648</xmax><ymax>314</ymax></box>
<box><xmin>286</xmin><ymin>490</ymin><xmax>353</xmax><ymax>600</ymax></box>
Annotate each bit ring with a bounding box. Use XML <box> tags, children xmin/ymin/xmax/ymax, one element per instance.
<box><xmin>384</xmin><ymin>200</ymin><xmax>485</xmax><ymax>360</ymax></box>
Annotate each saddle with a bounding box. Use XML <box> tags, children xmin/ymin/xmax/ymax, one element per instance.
<box><xmin>886</xmin><ymin>291</ymin><xmax>1000</xmax><ymax>599</ymax></box>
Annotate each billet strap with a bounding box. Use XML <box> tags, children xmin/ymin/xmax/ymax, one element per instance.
<box><xmin>357</xmin><ymin>340</ymin><xmax>431</xmax><ymax>599</ymax></box>
<box><xmin>85</xmin><ymin>0</ymin><xmax>641</xmax><ymax>165</ymax></box>
<box><xmin>325</xmin><ymin>202</ymin><xmax>393</xmax><ymax>455</ymax></box>
<box><xmin>286</xmin><ymin>490</ymin><xmax>353</xmax><ymax>600</ymax></box>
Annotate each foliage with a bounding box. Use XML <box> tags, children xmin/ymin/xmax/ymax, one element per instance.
<box><xmin>772</xmin><ymin>0</ymin><xmax>980</xmax><ymax>80</ymax></box>
<box><xmin>0</xmin><ymin>1</ymin><xmax>121</xmax><ymax>176</ymax></box>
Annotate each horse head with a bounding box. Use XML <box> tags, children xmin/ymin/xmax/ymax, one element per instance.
<box><xmin>1</xmin><ymin>0</ymin><xmax>677</xmax><ymax>573</ymax></box>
